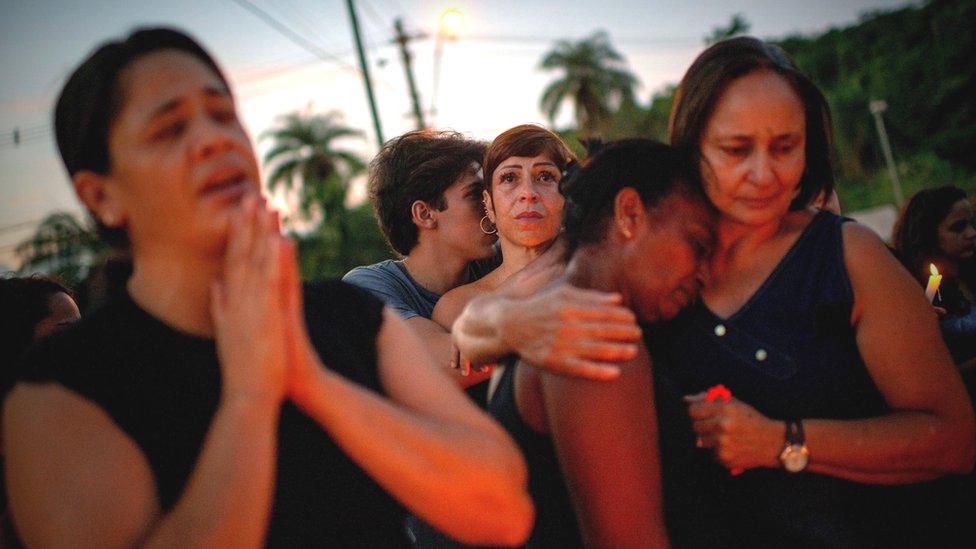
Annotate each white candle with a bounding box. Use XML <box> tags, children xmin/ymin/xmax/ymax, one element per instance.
<box><xmin>924</xmin><ymin>263</ymin><xmax>942</xmax><ymax>303</ymax></box>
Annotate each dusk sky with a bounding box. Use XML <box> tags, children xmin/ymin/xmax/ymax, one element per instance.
<box><xmin>0</xmin><ymin>0</ymin><xmax>911</xmax><ymax>268</ymax></box>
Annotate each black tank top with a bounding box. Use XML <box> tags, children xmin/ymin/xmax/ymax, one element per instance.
<box><xmin>490</xmin><ymin>360</ymin><xmax>733</xmax><ymax>548</ymax></box>
<box><xmin>18</xmin><ymin>280</ymin><xmax>408</xmax><ymax>547</ymax></box>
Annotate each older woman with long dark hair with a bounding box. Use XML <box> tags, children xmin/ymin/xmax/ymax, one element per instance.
<box><xmin>2</xmin><ymin>27</ymin><xmax>531</xmax><ymax>547</ymax></box>
<box><xmin>653</xmin><ymin>37</ymin><xmax>975</xmax><ymax>546</ymax></box>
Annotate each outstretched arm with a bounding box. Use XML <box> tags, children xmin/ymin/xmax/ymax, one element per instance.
<box><xmin>539</xmin><ymin>344</ymin><xmax>669</xmax><ymax>548</ymax></box>
<box><xmin>452</xmin><ymin>245</ymin><xmax>642</xmax><ymax>380</ymax></box>
<box><xmin>454</xmin><ymin>282</ymin><xmax>642</xmax><ymax>380</ymax></box>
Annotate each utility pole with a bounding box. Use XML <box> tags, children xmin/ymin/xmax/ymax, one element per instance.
<box><xmin>393</xmin><ymin>18</ymin><xmax>427</xmax><ymax>130</ymax></box>
<box><xmin>345</xmin><ymin>0</ymin><xmax>384</xmax><ymax>146</ymax></box>
<box><xmin>869</xmin><ymin>99</ymin><xmax>904</xmax><ymax>208</ymax></box>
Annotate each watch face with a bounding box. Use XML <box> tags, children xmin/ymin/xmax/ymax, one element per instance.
<box><xmin>781</xmin><ymin>444</ymin><xmax>809</xmax><ymax>473</ymax></box>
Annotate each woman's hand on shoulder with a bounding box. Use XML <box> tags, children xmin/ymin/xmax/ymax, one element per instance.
<box><xmin>210</xmin><ymin>194</ymin><xmax>290</xmax><ymax>407</ymax></box>
<box><xmin>497</xmin><ymin>282</ymin><xmax>641</xmax><ymax>379</ymax></box>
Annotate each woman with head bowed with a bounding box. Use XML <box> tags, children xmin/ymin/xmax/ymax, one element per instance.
<box><xmin>2</xmin><ymin>27</ymin><xmax>532</xmax><ymax>548</ymax></box>
<box><xmin>491</xmin><ymin>139</ymin><xmax>718</xmax><ymax>547</ymax></box>
<box><xmin>651</xmin><ymin>36</ymin><xmax>975</xmax><ymax>546</ymax></box>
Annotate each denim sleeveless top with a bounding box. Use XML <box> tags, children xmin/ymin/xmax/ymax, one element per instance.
<box><xmin>651</xmin><ymin>211</ymin><xmax>960</xmax><ymax>547</ymax></box>
<box><xmin>662</xmin><ymin>211</ymin><xmax>887</xmax><ymax>420</ymax></box>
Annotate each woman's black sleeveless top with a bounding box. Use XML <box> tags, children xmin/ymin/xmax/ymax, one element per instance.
<box><xmin>490</xmin><ymin>356</ymin><xmax>733</xmax><ymax>547</ymax></box>
<box><xmin>18</xmin><ymin>280</ymin><xmax>408</xmax><ymax>547</ymax></box>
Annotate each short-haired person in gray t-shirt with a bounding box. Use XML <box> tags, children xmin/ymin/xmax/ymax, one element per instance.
<box><xmin>344</xmin><ymin>130</ymin><xmax>500</xmax><ymax>391</ymax></box>
<box><xmin>345</xmin><ymin>129</ymin><xmax>644</xmax><ymax>395</ymax></box>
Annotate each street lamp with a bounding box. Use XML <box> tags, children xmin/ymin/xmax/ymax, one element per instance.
<box><xmin>439</xmin><ymin>7</ymin><xmax>464</xmax><ymax>38</ymax></box>
<box><xmin>431</xmin><ymin>7</ymin><xmax>465</xmax><ymax>125</ymax></box>
<box><xmin>869</xmin><ymin>99</ymin><xmax>904</xmax><ymax>207</ymax></box>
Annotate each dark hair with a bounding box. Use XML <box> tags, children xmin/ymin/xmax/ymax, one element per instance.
<box><xmin>668</xmin><ymin>36</ymin><xmax>834</xmax><ymax>211</ymax></box>
<box><xmin>561</xmin><ymin>139</ymin><xmax>708</xmax><ymax>250</ymax></box>
<box><xmin>54</xmin><ymin>27</ymin><xmax>229</xmax><ymax>248</ymax></box>
<box><xmin>892</xmin><ymin>186</ymin><xmax>970</xmax><ymax>276</ymax></box>
<box><xmin>368</xmin><ymin>130</ymin><xmax>487</xmax><ymax>256</ymax></box>
<box><xmin>1</xmin><ymin>275</ymin><xmax>74</xmax><ymax>397</ymax></box>
<box><xmin>483</xmin><ymin>124</ymin><xmax>576</xmax><ymax>196</ymax></box>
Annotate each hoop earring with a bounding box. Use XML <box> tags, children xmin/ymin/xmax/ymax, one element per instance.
<box><xmin>480</xmin><ymin>215</ymin><xmax>497</xmax><ymax>235</ymax></box>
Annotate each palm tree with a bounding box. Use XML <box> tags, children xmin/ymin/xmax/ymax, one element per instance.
<box><xmin>15</xmin><ymin>211</ymin><xmax>105</xmax><ymax>288</ymax></box>
<box><xmin>262</xmin><ymin>111</ymin><xmax>392</xmax><ymax>280</ymax></box>
<box><xmin>262</xmin><ymin>110</ymin><xmax>366</xmax><ymax>224</ymax></box>
<box><xmin>705</xmin><ymin>14</ymin><xmax>751</xmax><ymax>45</ymax></box>
<box><xmin>539</xmin><ymin>31</ymin><xmax>638</xmax><ymax>137</ymax></box>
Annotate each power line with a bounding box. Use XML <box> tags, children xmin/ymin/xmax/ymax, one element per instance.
<box><xmin>270</xmin><ymin>0</ymin><xmax>332</xmax><ymax>47</ymax></box>
<box><xmin>227</xmin><ymin>0</ymin><xmax>364</xmax><ymax>74</ymax></box>
<box><xmin>359</xmin><ymin>0</ymin><xmax>393</xmax><ymax>33</ymax></box>
<box><xmin>380</xmin><ymin>0</ymin><xmax>418</xmax><ymax>30</ymax></box>
<box><xmin>0</xmin><ymin>131</ymin><xmax>52</xmax><ymax>150</ymax></box>
<box><xmin>0</xmin><ymin>219</ymin><xmax>48</xmax><ymax>235</ymax></box>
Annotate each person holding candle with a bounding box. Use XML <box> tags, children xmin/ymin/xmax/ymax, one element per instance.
<box><xmin>2</xmin><ymin>27</ymin><xmax>534</xmax><ymax>547</ymax></box>
<box><xmin>648</xmin><ymin>37</ymin><xmax>976</xmax><ymax>546</ymax></box>
<box><xmin>893</xmin><ymin>185</ymin><xmax>976</xmax><ymax>369</ymax></box>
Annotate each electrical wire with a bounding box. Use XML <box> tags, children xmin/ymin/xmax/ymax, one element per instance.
<box><xmin>227</xmin><ymin>0</ymin><xmax>364</xmax><ymax>74</ymax></box>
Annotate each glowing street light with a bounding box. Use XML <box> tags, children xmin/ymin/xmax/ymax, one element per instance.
<box><xmin>439</xmin><ymin>7</ymin><xmax>464</xmax><ymax>39</ymax></box>
<box><xmin>431</xmin><ymin>7</ymin><xmax>465</xmax><ymax>124</ymax></box>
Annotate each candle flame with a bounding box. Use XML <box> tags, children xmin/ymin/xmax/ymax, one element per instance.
<box><xmin>930</xmin><ymin>263</ymin><xmax>940</xmax><ymax>276</ymax></box>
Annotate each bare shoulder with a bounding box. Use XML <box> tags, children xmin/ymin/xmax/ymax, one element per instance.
<box><xmin>4</xmin><ymin>383</ymin><xmax>159</xmax><ymax>547</ymax></box>
<box><xmin>841</xmin><ymin>221</ymin><xmax>909</xmax><ymax>281</ymax></box>
<box><xmin>841</xmin><ymin>221</ymin><xmax>890</xmax><ymax>256</ymax></box>
<box><xmin>840</xmin><ymin>220</ymin><xmax>926</xmax><ymax>323</ymax></box>
<box><xmin>432</xmin><ymin>282</ymin><xmax>491</xmax><ymax>330</ymax></box>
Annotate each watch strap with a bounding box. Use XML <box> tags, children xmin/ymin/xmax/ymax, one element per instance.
<box><xmin>785</xmin><ymin>419</ymin><xmax>804</xmax><ymax>446</ymax></box>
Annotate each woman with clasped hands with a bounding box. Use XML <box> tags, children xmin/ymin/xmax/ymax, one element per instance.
<box><xmin>3</xmin><ymin>28</ymin><xmax>531</xmax><ymax>548</ymax></box>
<box><xmin>652</xmin><ymin>37</ymin><xmax>975</xmax><ymax>546</ymax></box>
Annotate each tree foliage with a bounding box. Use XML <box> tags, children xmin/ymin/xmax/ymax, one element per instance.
<box><xmin>262</xmin><ymin>110</ymin><xmax>391</xmax><ymax>280</ymax></box>
<box><xmin>262</xmin><ymin>110</ymin><xmax>366</xmax><ymax>224</ymax></box>
<box><xmin>544</xmin><ymin>1</ymin><xmax>976</xmax><ymax>211</ymax></box>
<box><xmin>778</xmin><ymin>0</ymin><xmax>976</xmax><ymax>174</ymax></box>
<box><xmin>539</xmin><ymin>31</ymin><xmax>639</xmax><ymax>137</ymax></box>
<box><xmin>15</xmin><ymin>212</ymin><xmax>105</xmax><ymax>289</ymax></box>
<box><xmin>705</xmin><ymin>13</ymin><xmax>751</xmax><ymax>45</ymax></box>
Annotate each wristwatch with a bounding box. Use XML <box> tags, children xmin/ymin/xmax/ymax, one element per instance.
<box><xmin>778</xmin><ymin>420</ymin><xmax>810</xmax><ymax>473</ymax></box>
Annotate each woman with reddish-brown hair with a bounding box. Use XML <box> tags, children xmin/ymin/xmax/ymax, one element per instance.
<box><xmin>433</xmin><ymin>124</ymin><xmax>574</xmax><ymax>325</ymax></box>
<box><xmin>432</xmin><ymin>124</ymin><xmax>575</xmax><ymax>396</ymax></box>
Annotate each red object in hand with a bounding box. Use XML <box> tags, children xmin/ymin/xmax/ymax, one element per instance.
<box><xmin>705</xmin><ymin>384</ymin><xmax>743</xmax><ymax>476</ymax></box>
<box><xmin>705</xmin><ymin>384</ymin><xmax>732</xmax><ymax>402</ymax></box>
